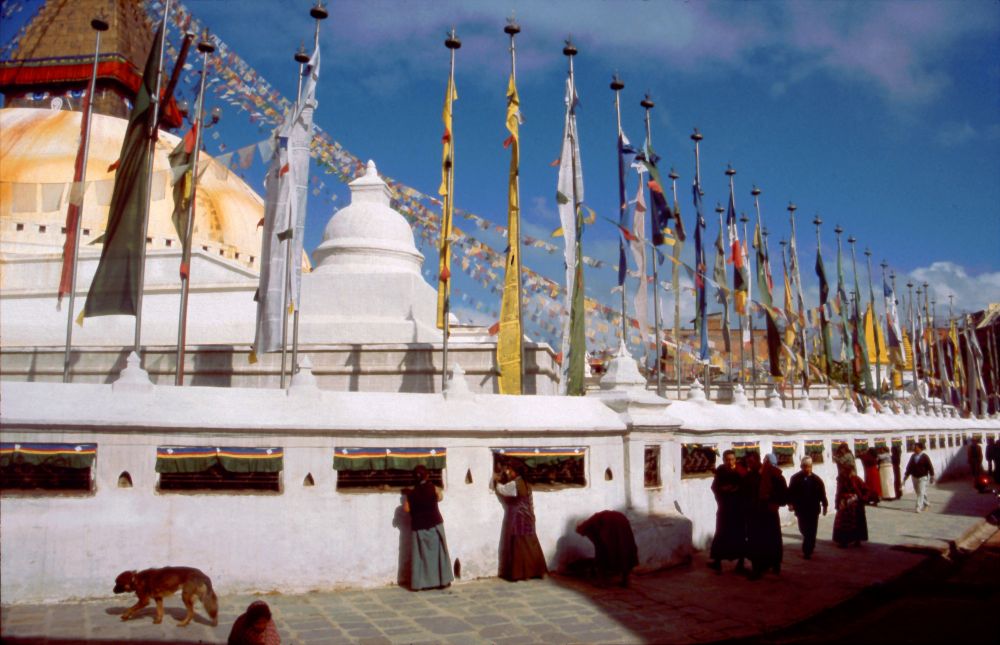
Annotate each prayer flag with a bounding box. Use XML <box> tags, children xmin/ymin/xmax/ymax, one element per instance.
<box><xmin>498</xmin><ymin>73</ymin><xmax>525</xmax><ymax>394</ymax></box>
<box><xmin>57</xmin><ymin>88</ymin><xmax>93</xmax><ymax>307</ymax></box>
<box><xmin>252</xmin><ymin>38</ymin><xmax>320</xmax><ymax>355</ymax></box>
<box><xmin>80</xmin><ymin>26</ymin><xmax>166</xmax><ymax>319</ymax></box>
<box><xmin>555</xmin><ymin>75</ymin><xmax>585</xmax><ymax>395</ymax></box>
<box><xmin>436</xmin><ymin>71</ymin><xmax>457</xmax><ymax>329</ymax></box>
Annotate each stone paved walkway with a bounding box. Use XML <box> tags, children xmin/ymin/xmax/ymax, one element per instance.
<box><xmin>3</xmin><ymin>480</ymin><xmax>997</xmax><ymax>645</ymax></box>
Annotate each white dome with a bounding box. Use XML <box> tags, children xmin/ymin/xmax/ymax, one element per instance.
<box><xmin>313</xmin><ymin>160</ymin><xmax>422</xmax><ymax>273</ymax></box>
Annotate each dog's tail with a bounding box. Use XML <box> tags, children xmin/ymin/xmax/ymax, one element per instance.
<box><xmin>201</xmin><ymin>579</ymin><xmax>219</xmax><ymax>626</ymax></box>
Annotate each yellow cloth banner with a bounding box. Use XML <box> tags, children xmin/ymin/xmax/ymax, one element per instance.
<box><xmin>498</xmin><ymin>74</ymin><xmax>522</xmax><ymax>395</ymax></box>
<box><xmin>436</xmin><ymin>74</ymin><xmax>457</xmax><ymax>329</ymax></box>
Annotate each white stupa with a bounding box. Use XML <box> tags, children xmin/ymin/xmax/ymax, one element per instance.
<box><xmin>299</xmin><ymin>160</ymin><xmax>443</xmax><ymax>344</ymax></box>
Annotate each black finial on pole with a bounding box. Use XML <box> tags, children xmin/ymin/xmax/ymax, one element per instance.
<box><xmin>751</xmin><ymin>185</ymin><xmax>761</xmax><ymax>197</ymax></box>
<box><xmin>812</xmin><ymin>214</ymin><xmax>822</xmax><ymax>228</ymax></box>
<box><xmin>641</xmin><ymin>92</ymin><xmax>654</xmax><ymax>110</ymax></box>
<box><xmin>715</xmin><ymin>202</ymin><xmax>725</xmax><ymax>215</ymax></box>
<box><xmin>445</xmin><ymin>28</ymin><xmax>461</xmax><ymax>49</ymax></box>
<box><xmin>864</xmin><ymin>247</ymin><xmax>872</xmax><ymax>258</ymax></box>
<box><xmin>834</xmin><ymin>224</ymin><xmax>843</xmax><ymax>236</ymax></box>
<box><xmin>504</xmin><ymin>14</ymin><xmax>521</xmax><ymax>35</ymax></box>
<box><xmin>294</xmin><ymin>41</ymin><xmax>309</xmax><ymax>63</ymax></box>
<box><xmin>848</xmin><ymin>235</ymin><xmax>856</xmax><ymax>246</ymax></box>
<box><xmin>310</xmin><ymin>0</ymin><xmax>329</xmax><ymax>21</ymax></box>
<box><xmin>691</xmin><ymin>128</ymin><xmax>702</xmax><ymax>142</ymax></box>
<box><xmin>668</xmin><ymin>167</ymin><xmax>679</xmax><ymax>180</ymax></box>
<box><xmin>91</xmin><ymin>16</ymin><xmax>109</xmax><ymax>31</ymax></box>
<box><xmin>610</xmin><ymin>72</ymin><xmax>624</xmax><ymax>91</ymax></box>
<box><xmin>197</xmin><ymin>28</ymin><xmax>215</xmax><ymax>54</ymax></box>
<box><xmin>562</xmin><ymin>36</ymin><xmax>577</xmax><ymax>57</ymax></box>
<box><xmin>725</xmin><ymin>163</ymin><xmax>736</xmax><ymax>177</ymax></box>
<box><xmin>787</xmin><ymin>202</ymin><xmax>797</xmax><ymax>213</ymax></box>
<box><xmin>740</xmin><ymin>212</ymin><xmax>749</xmax><ymax>224</ymax></box>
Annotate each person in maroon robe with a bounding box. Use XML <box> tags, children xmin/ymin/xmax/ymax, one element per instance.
<box><xmin>707</xmin><ymin>450</ymin><xmax>747</xmax><ymax>574</ymax></box>
<box><xmin>576</xmin><ymin>510</ymin><xmax>639</xmax><ymax>587</ymax></box>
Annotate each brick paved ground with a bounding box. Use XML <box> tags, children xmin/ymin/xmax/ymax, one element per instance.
<box><xmin>3</xmin><ymin>480</ymin><xmax>996</xmax><ymax>645</ymax></box>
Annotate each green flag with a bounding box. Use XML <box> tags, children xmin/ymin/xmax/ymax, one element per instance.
<box><xmin>81</xmin><ymin>27</ymin><xmax>163</xmax><ymax>319</ymax></box>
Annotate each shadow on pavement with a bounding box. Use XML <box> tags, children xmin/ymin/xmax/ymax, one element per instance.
<box><xmin>718</xmin><ymin>529</ymin><xmax>1000</xmax><ymax>645</ymax></box>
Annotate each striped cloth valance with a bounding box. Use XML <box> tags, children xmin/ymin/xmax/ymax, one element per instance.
<box><xmin>804</xmin><ymin>440</ymin><xmax>825</xmax><ymax>454</ymax></box>
<box><xmin>891</xmin><ymin>438</ymin><xmax>903</xmax><ymax>448</ymax></box>
<box><xmin>732</xmin><ymin>441</ymin><xmax>760</xmax><ymax>457</ymax></box>
<box><xmin>492</xmin><ymin>447</ymin><xmax>585</xmax><ymax>468</ymax></box>
<box><xmin>156</xmin><ymin>446</ymin><xmax>283</xmax><ymax>474</ymax></box>
<box><xmin>0</xmin><ymin>443</ymin><xmax>96</xmax><ymax>469</ymax></box>
<box><xmin>854</xmin><ymin>438</ymin><xmax>869</xmax><ymax>452</ymax></box>
<box><xmin>334</xmin><ymin>448</ymin><xmax>446</xmax><ymax>472</ymax></box>
<box><xmin>874</xmin><ymin>437</ymin><xmax>888</xmax><ymax>448</ymax></box>
<box><xmin>772</xmin><ymin>441</ymin><xmax>796</xmax><ymax>456</ymax></box>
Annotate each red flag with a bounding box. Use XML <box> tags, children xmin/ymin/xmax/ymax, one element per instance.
<box><xmin>488</xmin><ymin>321</ymin><xmax>500</xmax><ymax>335</ymax></box>
<box><xmin>57</xmin><ymin>90</ymin><xmax>92</xmax><ymax>306</ymax></box>
<box><xmin>107</xmin><ymin>159</ymin><xmax>120</xmax><ymax>173</ymax></box>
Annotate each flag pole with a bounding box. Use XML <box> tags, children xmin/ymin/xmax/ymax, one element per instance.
<box><xmin>641</xmin><ymin>92</ymin><xmax>662</xmax><ymax>397</ymax></box>
<box><xmin>279</xmin><ymin>43</ymin><xmax>309</xmax><ymax>389</ymax></box>
<box><xmin>62</xmin><ymin>16</ymin><xmax>108</xmax><ymax>382</ymax></box>
<box><xmin>133</xmin><ymin>0</ymin><xmax>172</xmax><ymax>356</ymax></box>
<box><xmin>848</xmin><ymin>235</ymin><xmax>863</xmax><ymax>402</ymax></box>
<box><xmin>779</xmin><ymin>238</ymin><xmax>795</xmax><ymax>407</ymax></box>
<box><xmin>280</xmin><ymin>1</ymin><xmax>328</xmax><ymax>388</ymax></box>
<box><xmin>741</xmin><ymin>210</ymin><xmax>755</xmax><ymax>403</ymax></box>
<box><xmin>715</xmin><ymin>202</ymin><xmax>730</xmax><ymax>385</ymax></box>
<box><xmin>691</xmin><ymin>129</ymin><xmax>708</xmax><ymax>395</ymax></box>
<box><xmin>725</xmin><ymin>166</ymin><xmax>741</xmax><ymax>388</ymax></box>
<box><xmin>440</xmin><ymin>28</ymin><xmax>460</xmax><ymax>392</ymax></box>
<box><xmin>864</xmin><ymin>248</ymin><xmax>881</xmax><ymax>397</ymax></box>
<box><xmin>906</xmin><ymin>280</ymin><xmax>918</xmax><ymax>404</ymax></box>
<box><xmin>881</xmin><ymin>259</ymin><xmax>892</xmax><ymax>391</ymax></box>
<box><xmin>834</xmin><ymin>225</ymin><xmax>853</xmax><ymax>400</ymax></box>
<box><xmin>788</xmin><ymin>201</ymin><xmax>810</xmax><ymax>403</ymax></box>
<box><xmin>752</xmin><ymin>186</ymin><xmax>766</xmax><ymax>402</ymax></box>
<box><xmin>505</xmin><ymin>16</ymin><xmax>524</xmax><ymax>392</ymax></box>
<box><xmin>923</xmin><ymin>282</ymin><xmax>933</xmax><ymax>408</ymax></box>
<box><xmin>813</xmin><ymin>214</ymin><xmax>828</xmax><ymax>387</ymax></box>
<box><xmin>669</xmin><ymin>167</ymin><xmax>681</xmax><ymax>398</ymax></box>
<box><xmin>610</xmin><ymin>74</ymin><xmax>627</xmax><ymax>350</ymax></box>
<box><xmin>174</xmin><ymin>30</ymin><xmax>215</xmax><ymax>386</ymax></box>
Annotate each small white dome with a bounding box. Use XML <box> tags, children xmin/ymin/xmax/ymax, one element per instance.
<box><xmin>313</xmin><ymin>160</ymin><xmax>423</xmax><ymax>272</ymax></box>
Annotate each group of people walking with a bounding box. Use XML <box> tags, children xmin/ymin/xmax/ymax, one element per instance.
<box><xmin>707</xmin><ymin>450</ymin><xmax>794</xmax><ymax>580</ymax></box>
<box><xmin>709</xmin><ymin>441</ymin><xmax>944</xmax><ymax>577</ymax></box>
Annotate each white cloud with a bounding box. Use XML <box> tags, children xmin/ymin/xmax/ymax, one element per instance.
<box><xmin>907</xmin><ymin>261</ymin><xmax>1000</xmax><ymax>316</ymax></box>
<box><xmin>935</xmin><ymin>121</ymin><xmax>978</xmax><ymax>147</ymax></box>
<box><xmin>320</xmin><ymin>0</ymin><xmax>998</xmax><ymax>105</ymax></box>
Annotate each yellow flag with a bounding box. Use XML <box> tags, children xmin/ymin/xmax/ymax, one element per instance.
<box><xmin>436</xmin><ymin>74</ymin><xmax>457</xmax><ymax>329</ymax></box>
<box><xmin>498</xmin><ymin>74</ymin><xmax>523</xmax><ymax>394</ymax></box>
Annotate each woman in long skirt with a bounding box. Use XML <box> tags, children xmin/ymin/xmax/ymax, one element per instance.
<box><xmin>860</xmin><ymin>448</ymin><xmax>882</xmax><ymax>501</ymax></box>
<box><xmin>494</xmin><ymin>461</ymin><xmax>548</xmax><ymax>581</ymax></box>
<box><xmin>877</xmin><ymin>447</ymin><xmax>895</xmax><ymax>500</ymax></box>
<box><xmin>833</xmin><ymin>468</ymin><xmax>871</xmax><ymax>547</ymax></box>
<box><xmin>403</xmin><ymin>465</ymin><xmax>454</xmax><ymax>590</ymax></box>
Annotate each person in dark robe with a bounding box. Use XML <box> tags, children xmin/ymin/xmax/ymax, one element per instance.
<box><xmin>746</xmin><ymin>452</ymin><xmax>787</xmax><ymax>580</ymax></box>
<box><xmin>787</xmin><ymin>456</ymin><xmax>828</xmax><ymax>560</ymax></box>
<box><xmin>575</xmin><ymin>510</ymin><xmax>639</xmax><ymax>587</ymax></box>
<box><xmin>833</xmin><ymin>466</ymin><xmax>872</xmax><ymax>547</ymax></box>
<box><xmin>891</xmin><ymin>442</ymin><xmax>903</xmax><ymax>498</ymax></box>
<box><xmin>493</xmin><ymin>460</ymin><xmax>547</xmax><ymax>581</ymax></box>
<box><xmin>969</xmin><ymin>437</ymin><xmax>984</xmax><ymax>488</ymax></box>
<box><xmin>860</xmin><ymin>447</ymin><xmax>882</xmax><ymax>502</ymax></box>
<box><xmin>707</xmin><ymin>449</ymin><xmax>747</xmax><ymax>573</ymax></box>
<box><xmin>228</xmin><ymin>600</ymin><xmax>280</xmax><ymax>645</ymax></box>
<box><xmin>402</xmin><ymin>465</ymin><xmax>454</xmax><ymax>590</ymax></box>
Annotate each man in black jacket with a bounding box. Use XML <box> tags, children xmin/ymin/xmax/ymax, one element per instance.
<box><xmin>787</xmin><ymin>456</ymin><xmax>828</xmax><ymax>560</ymax></box>
<box><xmin>903</xmin><ymin>442</ymin><xmax>935</xmax><ymax>513</ymax></box>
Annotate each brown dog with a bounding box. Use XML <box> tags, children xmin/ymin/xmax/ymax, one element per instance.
<box><xmin>113</xmin><ymin>567</ymin><xmax>218</xmax><ymax>626</ymax></box>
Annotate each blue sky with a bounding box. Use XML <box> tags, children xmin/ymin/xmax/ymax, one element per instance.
<box><xmin>3</xmin><ymin>0</ymin><xmax>999</xmax><ymax>350</ymax></box>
